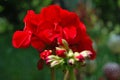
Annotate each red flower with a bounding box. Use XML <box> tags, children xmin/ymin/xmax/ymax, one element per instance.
<box><xmin>40</xmin><ymin>50</ymin><xmax>52</xmax><ymax>60</ymax></box>
<box><xmin>12</xmin><ymin>5</ymin><xmax>96</xmax><ymax>59</ymax></box>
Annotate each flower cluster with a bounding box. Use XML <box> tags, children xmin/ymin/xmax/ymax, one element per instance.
<box><xmin>40</xmin><ymin>39</ymin><xmax>94</xmax><ymax>69</ymax></box>
<box><xmin>12</xmin><ymin>5</ymin><xmax>96</xmax><ymax>70</ymax></box>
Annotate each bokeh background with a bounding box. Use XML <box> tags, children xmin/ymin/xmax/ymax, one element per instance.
<box><xmin>0</xmin><ymin>0</ymin><xmax>120</xmax><ymax>80</ymax></box>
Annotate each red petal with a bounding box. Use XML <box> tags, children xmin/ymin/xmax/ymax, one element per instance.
<box><xmin>23</xmin><ymin>10</ymin><xmax>35</xmax><ymax>22</ymax></box>
<box><xmin>37</xmin><ymin>22</ymin><xmax>58</xmax><ymax>44</ymax></box>
<box><xmin>23</xmin><ymin>10</ymin><xmax>40</xmax><ymax>33</ymax></box>
<box><xmin>60</xmin><ymin>11</ymin><xmax>79</xmax><ymax>27</ymax></box>
<box><xmin>12</xmin><ymin>31</ymin><xmax>32</xmax><ymax>48</ymax></box>
<box><xmin>63</xmin><ymin>26</ymin><xmax>77</xmax><ymax>40</ymax></box>
<box><xmin>40</xmin><ymin>5</ymin><xmax>61</xmax><ymax>22</ymax></box>
<box><xmin>31</xmin><ymin>36</ymin><xmax>45</xmax><ymax>52</ymax></box>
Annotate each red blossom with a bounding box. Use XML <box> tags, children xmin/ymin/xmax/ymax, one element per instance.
<box><xmin>12</xmin><ymin>5</ymin><xmax>96</xmax><ymax>60</ymax></box>
<box><xmin>40</xmin><ymin>50</ymin><xmax>52</xmax><ymax>60</ymax></box>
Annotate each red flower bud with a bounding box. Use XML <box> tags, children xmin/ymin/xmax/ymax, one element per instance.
<box><xmin>88</xmin><ymin>51</ymin><xmax>96</xmax><ymax>60</ymax></box>
<box><xmin>56</xmin><ymin>49</ymin><xmax>66</xmax><ymax>58</ymax></box>
<box><xmin>76</xmin><ymin>54</ymin><xmax>85</xmax><ymax>62</ymax></box>
<box><xmin>37</xmin><ymin>59</ymin><xmax>44</xmax><ymax>70</ymax></box>
<box><xmin>40</xmin><ymin>50</ymin><xmax>52</xmax><ymax>60</ymax></box>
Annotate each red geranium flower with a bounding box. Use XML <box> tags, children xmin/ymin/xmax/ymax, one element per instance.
<box><xmin>12</xmin><ymin>5</ymin><xmax>96</xmax><ymax>59</ymax></box>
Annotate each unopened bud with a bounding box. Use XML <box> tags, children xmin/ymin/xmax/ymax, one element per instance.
<box><xmin>47</xmin><ymin>55</ymin><xmax>60</xmax><ymax>60</ymax></box>
<box><xmin>37</xmin><ymin>59</ymin><xmax>44</xmax><ymax>70</ymax></box>
<box><xmin>57</xmin><ymin>38</ymin><xmax>69</xmax><ymax>50</ymax></box>
<box><xmin>68</xmin><ymin>58</ymin><xmax>75</xmax><ymax>65</ymax></box>
<box><xmin>50</xmin><ymin>61</ymin><xmax>59</xmax><ymax>67</ymax></box>
<box><xmin>56</xmin><ymin>47</ymin><xmax>66</xmax><ymax>58</ymax></box>
<box><xmin>75</xmin><ymin>54</ymin><xmax>85</xmax><ymax>62</ymax></box>
<box><xmin>46</xmin><ymin>55</ymin><xmax>64</xmax><ymax>67</ymax></box>
<box><xmin>40</xmin><ymin>50</ymin><xmax>52</xmax><ymax>60</ymax></box>
<box><xmin>50</xmin><ymin>59</ymin><xmax>64</xmax><ymax>67</ymax></box>
<box><xmin>67</xmin><ymin>49</ymin><xmax>74</xmax><ymax>57</ymax></box>
<box><xmin>80</xmin><ymin>50</ymin><xmax>92</xmax><ymax>59</ymax></box>
<box><xmin>74</xmin><ymin>52</ymin><xmax>79</xmax><ymax>58</ymax></box>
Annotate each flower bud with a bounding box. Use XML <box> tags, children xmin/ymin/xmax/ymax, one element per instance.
<box><xmin>56</xmin><ymin>47</ymin><xmax>66</xmax><ymax>58</ymax></box>
<box><xmin>50</xmin><ymin>61</ymin><xmax>59</xmax><ymax>67</ymax></box>
<box><xmin>75</xmin><ymin>54</ymin><xmax>85</xmax><ymax>62</ymax></box>
<box><xmin>47</xmin><ymin>55</ymin><xmax>60</xmax><ymax>60</ymax></box>
<box><xmin>74</xmin><ymin>52</ymin><xmax>79</xmax><ymax>58</ymax></box>
<box><xmin>67</xmin><ymin>49</ymin><xmax>74</xmax><ymax>57</ymax></box>
<box><xmin>37</xmin><ymin>59</ymin><xmax>44</xmax><ymax>70</ymax></box>
<box><xmin>46</xmin><ymin>55</ymin><xmax>64</xmax><ymax>67</ymax></box>
<box><xmin>57</xmin><ymin>38</ymin><xmax>69</xmax><ymax>49</ymax></box>
<box><xmin>79</xmin><ymin>50</ymin><xmax>93</xmax><ymax>59</ymax></box>
<box><xmin>46</xmin><ymin>55</ymin><xmax>56</xmax><ymax>64</ymax></box>
<box><xmin>87</xmin><ymin>51</ymin><xmax>94</xmax><ymax>59</ymax></box>
<box><xmin>68</xmin><ymin>58</ymin><xmax>75</xmax><ymax>65</ymax></box>
<box><xmin>50</xmin><ymin>59</ymin><xmax>64</xmax><ymax>67</ymax></box>
<box><xmin>40</xmin><ymin>50</ymin><xmax>52</xmax><ymax>60</ymax></box>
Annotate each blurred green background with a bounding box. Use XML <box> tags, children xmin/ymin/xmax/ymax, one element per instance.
<box><xmin>0</xmin><ymin>0</ymin><xmax>120</xmax><ymax>80</ymax></box>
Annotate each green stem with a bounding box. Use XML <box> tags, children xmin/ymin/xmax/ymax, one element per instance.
<box><xmin>69</xmin><ymin>68</ymin><xmax>76</xmax><ymax>80</ymax></box>
<box><xmin>51</xmin><ymin>68</ymin><xmax>55</xmax><ymax>80</ymax></box>
<box><xmin>64</xmin><ymin>70</ymin><xmax>69</xmax><ymax>80</ymax></box>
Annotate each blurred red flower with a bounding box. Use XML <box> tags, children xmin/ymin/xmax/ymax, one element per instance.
<box><xmin>12</xmin><ymin>5</ymin><xmax>96</xmax><ymax>59</ymax></box>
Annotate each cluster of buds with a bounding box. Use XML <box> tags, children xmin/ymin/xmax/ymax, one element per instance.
<box><xmin>38</xmin><ymin>39</ymin><xmax>94</xmax><ymax>69</ymax></box>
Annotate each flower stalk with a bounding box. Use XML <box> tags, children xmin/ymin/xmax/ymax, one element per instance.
<box><xmin>51</xmin><ymin>68</ymin><xmax>56</xmax><ymax>80</ymax></box>
<box><xmin>69</xmin><ymin>68</ymin><xmax>76</xmax><ymax>80</ymax></box>
<box><xmin>64</xmin><ymin>68</ymin><xmax>76</xmax><ymax>80</ymax></box>
<box><xmin>64</xmin><ymin>70</ymin><xmax>69</xmax><ymax>80</ymax></box>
